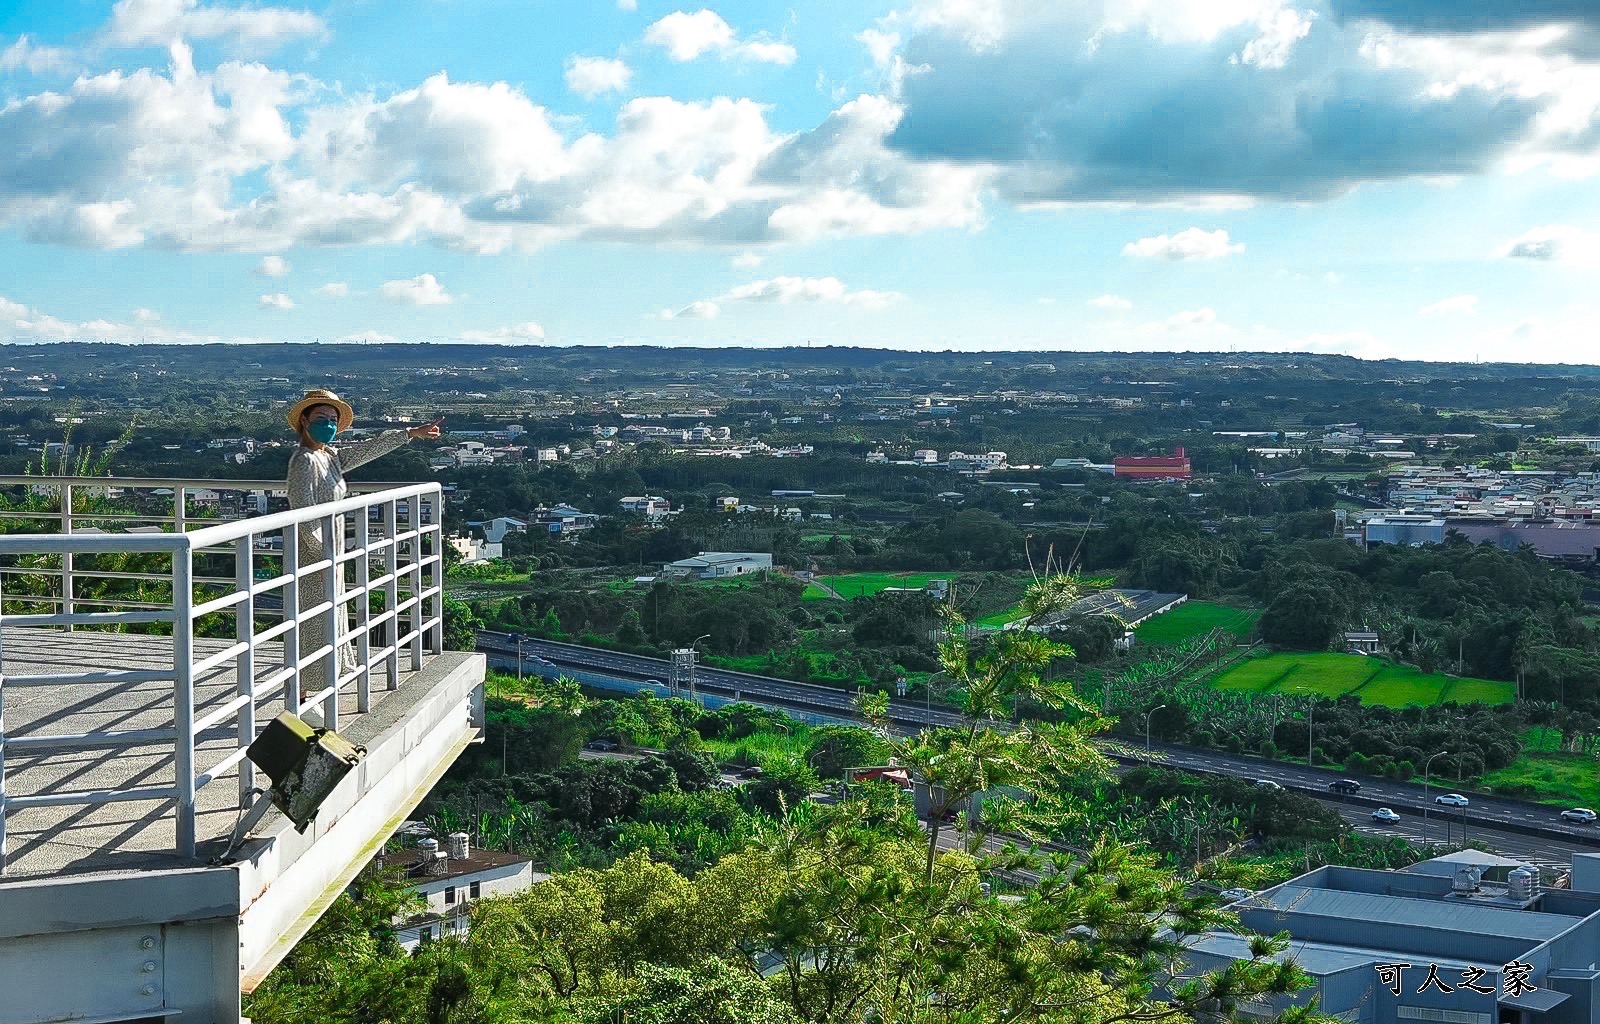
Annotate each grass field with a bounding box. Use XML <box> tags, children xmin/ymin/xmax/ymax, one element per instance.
<box><xmin>1212</xmin><ymin>651</ymin><xmax>1513</xmax><ymax>707</ymax></box>
<box><xmin>1135</xmin><ymin>601</ymin><xmax>1260</xmax><ymax>645</ymax></box>
<box><xmin>1476</xmin><ymin>727</ymin><xmax>1600</xmax><ymax>807</ymax></box>
<box><xmin>801</xmin><ymin>572</ymin><xmax>953</xmax><ymax>601</ymax></box>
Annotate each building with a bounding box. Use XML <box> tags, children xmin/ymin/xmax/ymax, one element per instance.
<box><xmin>1113</xmin><ymin>447</ymin><xmax>1191</xmax><ymax>480</ymax></box>
<box><xmin>619</xmin><ymin>495</ymin><xmax>671</xmax><ymax>518</ymax></box>
<box><xmin>387</xmin><ymin>834</ymin><xmax>544</xmax><ymax>950</ymax></box>
<box><xmin>1183</xmin><ymin>850</ymin><xmax>1600</xmax><ymax>1024</ymax></box>
<box><xmin>471</xmin><ymin>516</ymin><xmax>528</xmax><ymax>544</ymax></box>
<box><xmin>532</xmin><ymin>503</ymin><xmax>600</xmax><ymax>539</ymax></box>
<box><xmin>1364</xmin><ymin>515</ymin><xmax>1447</xmax><ymax>548</ymax></box>
<box><xmin>1345</xmin><ymin>631</ymin><xmax>1382</xmax><ymax>655</ymax></box>
<box><xmin>663</xmin><ymin>551</ymin><xmax>774</xmax><ymax>578</ymax></box>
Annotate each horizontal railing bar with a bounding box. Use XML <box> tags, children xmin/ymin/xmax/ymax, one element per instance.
<box><xmin>0</xmin><ymin>534</ymin><xmax>185</xmax><ymax>554</ymax></box>
<box><xmin>253</xmin><ymin>618</ymin><xmax>294</xmax><ymax>644</ymax></box>
<box><xmin>196</xmin><ymin>744</ymin><xmax>253</xmax><ymax>792</ymax></box>
<box><xmin>5</xmin><ymin>727</ymin><xmax>178</xmax><ymax>752</ymax></box>
<box><xmin>191</xmin><ymin>640</ymin><xmax>250</xmax><ymax>677</ymax></box>
<box><xmin>3</xmin><ymin>668</ymin><xmax>172</xmax><ymax>687</ymax></box>
<box><xmin>192</xmin><ymin>692</ymin><xmax>253</xmax><ymax>735</ymax></box>
<box><xmin>0</xmin><ymin>474</ymin><xmax>416</xmax><ymax>491</ymax></box>
<box><xmin>7</xmin><ymin>785</ymin><xmax>174</xmax><ymax>810</ymax></box>
<box><xmin>191</xmin><ymin>590</ymin><xmax>248</xmax><ymax>618</ymax></box>
<box><xmin>183</xmin><ymin>483</ymin><xmax>440</xmax><ymax>548</ymax></box>
<box><xmin>2</xmin><ymin>610</ymin><xmax>175</xmax><ymax>626</ymax></box>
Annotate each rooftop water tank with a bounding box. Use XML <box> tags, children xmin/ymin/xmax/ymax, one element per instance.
<box><xmin>1509</xmin><ymin>865</ymin><xmax>1539</xmax><ymax>901</ymax></box>
<box><xmin>449</xmin><ymin>832</ymin><xmax>470</xmax><ymax>860</ymax></box>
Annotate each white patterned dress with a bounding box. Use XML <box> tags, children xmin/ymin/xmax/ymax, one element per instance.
<box><xmin>286</xmin><ymin>430</ymin><xmax>411</xmax><ymax>697</ymax></box>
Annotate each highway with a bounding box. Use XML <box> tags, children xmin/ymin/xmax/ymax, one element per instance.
<box><xmin>478</xmin><ymin>631</ymin><xmax>1600</xmax><ymax>863</ymax></box>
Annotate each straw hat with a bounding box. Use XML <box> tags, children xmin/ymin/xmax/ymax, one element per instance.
<box><xmin>286</xmin><ymin>388</ymin><xmax>354</xmax><ymax>432</ymax></box>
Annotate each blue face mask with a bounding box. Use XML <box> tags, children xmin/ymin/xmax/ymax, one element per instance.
<box><xmin>308</xmin><ymin>420</ymin><xmax>338</xmax><ymax>444</ymax></box>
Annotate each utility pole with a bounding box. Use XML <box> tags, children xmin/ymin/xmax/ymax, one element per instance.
<box><xmin>1307</xmin><ymin>702</ymin><xmax>1314</xmax><ymax>769</ymax></box>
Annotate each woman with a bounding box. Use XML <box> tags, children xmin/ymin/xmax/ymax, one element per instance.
<box><xmin>286</xmin><ymin>388</ymin><xmax>443</xmax><ymax>706</ymax></box>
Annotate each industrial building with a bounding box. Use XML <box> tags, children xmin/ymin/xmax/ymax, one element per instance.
<box><xmin>1113</xmin><ymin>447</ymin><xmax>1191</xmax><ymax>480</ymax></box>
<box><xmin>662</xmin><ymin>551</ymin><xmax>774</xmax><ymax>578</ymax></box>
<box><xmin>1182</xmin><ymin>850</ymin><xmax>1600</xmax><ymax>1024</ymax></box>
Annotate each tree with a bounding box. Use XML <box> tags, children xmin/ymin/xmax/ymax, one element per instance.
<box><xmin>804</xmin><ymin>725</ymin><xmax>893</xmax><ymax>780</ymax></box>
<box><xmin>1259</xmin><ymin>582</ymin><xmax>1346</xmax><ymax>650</ymax></box>
<box><xmin>442</xmin><ymin>595</ymin><xmax>482</xmax><ymax>652</ymax></box>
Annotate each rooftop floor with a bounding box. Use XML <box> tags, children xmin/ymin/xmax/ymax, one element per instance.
<box><xmin>1</xmin><ymin>626</ymin><xmax>433</xmax><ymax>881</ymax></box>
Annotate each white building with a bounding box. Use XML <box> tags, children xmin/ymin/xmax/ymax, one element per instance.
<box><xmin>387</xmin><ymin>835</ymin><xmax>544</xmax><ymax>950</ymax></box>
<box><xmin>912</xmin><ymin>449</ymin><xmax>939</xmax><ymax>464</ymax></box>
<box><xmin>620</xmin><ymin>495</ymin><xmax>671</xmax><ymax>518</ymax></box>
<box><xmin>663</xmin><ymin>551</ymin><xmax>774</xmax><ymax>578</ymax></box>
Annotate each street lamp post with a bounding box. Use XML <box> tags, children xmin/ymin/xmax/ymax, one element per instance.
<box><xmin>1423</xmin><ymin>750</ymin><xmax>1449</xmax><ymax>847</ymax></box>
<box><xmin>1145</xmin><ymin>704</ymin><xmax>1167</xmax><ymax>759</ymax></box>
<box><xmin>690</xmin><ymin>633</ymin><xmax>711</xmax><ymax>703</ymax></box>
<box><xmin>1307</xmin><ymin>702</ymin><xmax>1314</xmax><ymax>769</ymax></box>
<box><xmin>515</xmin><ymin>634</ymin><xmax>523</xmax><ymax>691</ymax></box>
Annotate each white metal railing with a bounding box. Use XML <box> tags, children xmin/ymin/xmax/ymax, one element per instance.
<box><xmin>0</xmin><ymin>476</ymin><xmax>445</xmax><ymax>872</ymax></box>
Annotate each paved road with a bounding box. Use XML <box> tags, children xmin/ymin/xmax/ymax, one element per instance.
<box><xmin>480</xmin><ymin>631</ymin><xmax>1600</xmax><ymax>850</ymax></box>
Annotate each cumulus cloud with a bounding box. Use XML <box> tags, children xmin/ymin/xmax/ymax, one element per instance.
<box><xmin>618</xmin><ymin>0</ymin><xmax>638</xmax><ymax>9</ymax></box>
<box><xmin>1124</xmin><ymin>228</ymin><xmax>1244</xmax><ymax>261</ymax></box>
<box><xmin>134</xmin><ymin>307</ymin><xmax>161</xmax><ymax>321</ymax></box>
<box><xmin>643</xmin><ymin>9</ymin><xmax>797</xmax><ymax>64</ymax></box>
<box><xmin>1166</xmin><ymin>307</ymin><xmax>1221</xmax><ymax>330</ymax></box>
<box><xmin>0</xmin><ymin>295</ymin><xmax>131</xmax><ymax>341</ymax></box>
<box><xmin>1</xmin><ymin>35</ymin><xmax>75</xmax><ymax>73</ymax></box>
<box><xmin>565</xmin><ymin>56</ymin><xmax>632</xmax><ymax>98</ymax></box>
<box><xmin>882</xmin><ymin>0</ymin><xmax>1574</xmax><ymax>204</ymax></box>
<box><xmin>721</xmin><ymin>275</ymin><xmax>903</xmax><ymax>309</ymax></box>
<box><xmin>732</xmin><ymin>251</ymin><xmax>764</xmax><ymax>268</ymax></box>
<box><xmin>1503</xmin><ymin>225</ymin><xmax>1600</xmax><ymax>268</ymax></box>
<box><xmin>313</xmin><ymin>281</ymin><xmax>349</xmax><ymax>297</ymax></box>
<box><xmin>258</xmin><ymin>292</ymin><xmax>294</xmax><ymax>309</ymax></box>
<box><xmin>659</xmin><ymin>300</ymin><xmax>722</xmax><ymax>319</ymax></box>
<box><xmin>103</xmin><ymin>0</ymin><xmax>326</xmax><ymax>51</ymax></box>
<box><xmin>458</xmin><ymin>321</ymin><xmax>546</xmax><ymax>342</ymax></box>
<box><xmin>256</xmin><ymin>254</ymin><xmax>290</xmax><ymax>277</ymax></box>
<box><xmin>1420</xmin><ymin>293</ymin><xmax>1478</xmax><ymax>316</ymax></box>
<box><xmin>379</xmin><ymin>273</ymin><xmax>452</xmax><ymax>305</ymax></box>
<box><xmin>1090</xmin><ymin>293</ymin><xmax>1132</xmax><ymax>310</ymax></box>
<box><xmin>338</xmin><ymin>330</ymin><xmax>394</xmax><ymax>343</ymax></box>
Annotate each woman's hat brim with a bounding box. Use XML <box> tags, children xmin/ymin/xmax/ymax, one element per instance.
<box><xmin>287</xmin><ymin>390</ymin><xmax>355</xmax><ymax>432</ymax></box>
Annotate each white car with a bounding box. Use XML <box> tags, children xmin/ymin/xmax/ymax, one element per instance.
<box><xmin>1434</xmin><ymin>793</ymin><xmax>1470</xmax><ymax>807</ymax></box>
<box><xmin>1560</xmin><ymin>808</ymin><xmax>1597</xmax><ymax>824</ymax></box>
<box><xmin>1372</xmin><ymin>807</ymin><xmax>1401</xmax><ymax>823</ymax></box>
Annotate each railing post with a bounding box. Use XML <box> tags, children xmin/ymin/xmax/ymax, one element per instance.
<box><xmin>354</xmin><ymin>504</ymin><xmax>372</xmax><ymax>713</ymax></box>
<box><xmin>406</xmin><ymin>500</ymin><xmax>422</xmax><ymax>672</ymax></box>
<box><xmin>283</xmin><ymin>525</ymin><xmax>301</xmax><ymax>717</ymax></box>
<box><xmin>173</xmin><ymin>542</ymin><xmax>196</xmax><ymax>860</ymax></box>
<box><xmin>61</xmin><ymin>482</ymin><xmax>73</xmax><ymax>631</ymax></box>
<box><xmin>426</xmin><ymin>490</ymin><xmax>443</xmax><ymax>654</ymax></box>
<box><xmin>384</xmin><ymin>499</ymin><xmax>400</xmax><ymax>689</ymax></box>
<box><xmin>321</xmin><ymin>513</ymin><xmax>340</xmax><ymax>735</ymax></box>
<box><xmin>175</xmin><ymin>485</ymin><xmax>187</xmax><ymax>535</ymax></box>
<box><xmin>234</xmin><ymin>536</ymin><xmax>257</xmax><ymax>806</ymax></box>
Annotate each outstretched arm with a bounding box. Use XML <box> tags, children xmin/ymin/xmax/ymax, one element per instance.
<box><xmin>335</xmin><ymin>429</ymin><xmax>411</xmax><ymax>472</ymax></box>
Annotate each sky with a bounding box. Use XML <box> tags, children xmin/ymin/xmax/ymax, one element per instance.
<box><xmin>2</xmin><ymin>0</ymin><xmax>1600</xmax><ymax>360</ymax></box>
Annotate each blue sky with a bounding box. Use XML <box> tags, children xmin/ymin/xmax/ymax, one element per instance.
<box><xmin>2</xmin><ymin>0</ymin><xmax>1599</xmax><ymax>360</ymax></box>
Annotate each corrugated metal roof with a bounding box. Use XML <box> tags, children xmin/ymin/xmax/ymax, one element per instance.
<box><xmin>1185</xmin><ymin>933</ymin><xmax>1497</xmax><ymax>978</ymax></box>
<box><xmin>1258</xmin><ymin>886</ymin><xmax>1577</xmax><ymax>942</ymax></box>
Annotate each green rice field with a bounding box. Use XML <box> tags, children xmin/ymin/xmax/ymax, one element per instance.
<box><xmin>1135</xmin><ymin>601</ymin><xmax>1260</xmax><ymax>645</ymax></box>
<box><xmin>1212</xmin><ymin>651</ymin><xmax>1513</xmax><ymax>707</ymax></box>
<box><xmin>801</xmin><ymin>572</ymin><xmax>953</xmax><ymax>601</ymax></box>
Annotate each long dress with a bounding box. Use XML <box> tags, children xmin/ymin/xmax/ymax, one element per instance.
<box><xmin>286</xmin><ymin>430</ymin><xmax>410</xmax><ymax>698</ymax></box>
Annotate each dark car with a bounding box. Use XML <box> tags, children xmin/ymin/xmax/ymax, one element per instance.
<box><xmin>737</xmin><ymin>765</ymin><xmax>764</xmax><ymax>779</ymax></box>
<box><xmin>1328</xmin><ymin>779</ymin><xmax>1362</xmax><ymax>794</ymax></box>
<box><xmin>584</xmin><ymin>739</ymin><xmax>620</xmax><ymax>752</ymax></box>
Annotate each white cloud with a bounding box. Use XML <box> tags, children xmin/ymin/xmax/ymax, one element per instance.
<box><xmin>1</xmin><ymin>35</ymin><xmax>75</xmax><ymax>73</ymax></box>
<box><xmin>1233</xmin><ymin>7</ymin><xmax>1313</xmax><ymax>70</ymax></box>
<box><xmin>858</xmin><ymin>28</ymin><xmax>902</xmax><ymax>68</ymax></box>
<box><xmin>1089</xmin><ymin>293</ymin><xmax>1132</xmax><ymax>311</ymax></box>
<box><xmin>1420</xmin><ymin>294</ymin><xmax>1478</xmax><ymax>316</ymax></box>
<box><xmin>133</xmin><ymin>307</ymin><xmax>161</xmax><ymax>322</ymax></box>
<box><xmin>732</xmin><ymin>251</ymin><xmax>764</xmax><ymax>269</ymax></box>
<box><xmin>0</xmin><ymin>295</ymin><xmax>133</xmax><ymax>341</ymax></box>
<box><xmin>458</xmin><ymin>321</ymin><xmax>546</xmax><ymax>342</ymax></box>
<box><xmin>255</xmin><ymin>254</ymin><xmax>290</xmax><ymax>277</ymax></box>
<box><xmin>659</xmin><ymin>300</ymin><xmax>722</xmax><ymax>319</ymax></box>
<box><xmin>313</xmin><ymin>281</ymin><xmax>349</xmax><ymax>297</ymax></box>
<box><xmin>1502</xmin><ymin>225</ymin><xmax>1600</xmax><ymax>269</ymax></box>
<box><xmin>721</xmin><ymin>275</ymin><xmax>903</xmax><ymax>309</ymax></box>
<box><xmin>379</xmin><ymin>273</ymin><xmax>452</xmax><ymax>305</ymax></box>
<box><xmin>104</xmin><ymin>0</ymin><xmax>326</xmax><ymax>51</ymax></box>
<box><xmin>1124</xmin><ymin>228</ymin><xmax>1244</xmax><ymax>261</ymax></box>
<box><xmin>618</xmin><ymin>0</ymin><xmax>638</xmax><ymax>9</ymax></box>
<box><xmin>1166</xmin><ymin>307</ymin><xmax>1220</xmax><ymax>330</ymax></box>
<box><xmin>338</xmin><ymin>330</ymin><xmax>394</xmax><ymax>343</ymax></box>
<box><xmin>565</xmin><ymin>56</ymin><xmax>632</xmax><ymax>99</ymax></box>
<box><xmin>643</xmin><ymin>9</ymin><xmax>797</xmax><ymax>64</ymax></box>
<box><xmin>258</xmin><ymin>292</ymin><xmax>294</xmax><ymax>309</ymax></box>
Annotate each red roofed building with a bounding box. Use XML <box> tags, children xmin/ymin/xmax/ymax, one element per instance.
<box><xmin>1114</xmin><ymin>447</ymin><xmax>1191</xmax><ymax>480</ymax></box>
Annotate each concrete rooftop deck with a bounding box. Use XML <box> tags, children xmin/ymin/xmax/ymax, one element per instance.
<box><xmin>1</xmin><ymin>626</ymin><xmax>427</xmax><ymax>881</ymax></box>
